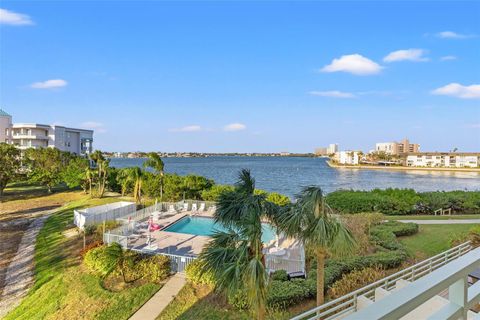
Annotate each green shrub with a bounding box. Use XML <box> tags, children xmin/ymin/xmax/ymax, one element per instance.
<box><xmin>327</xmin><ymin>189</ymin><xmax>480</xmax><ymax>215</ymax></box>
<box><xmin>270</xmin><ymin>270</ymin><xmax>289</xmax><ymax>281</ymax></box>
<box><xmin>328</xmin><ymin>266</ymin><xmax>386</xmax><ymax>299</ymax></box>
<box><xmin>185</xmin><ymin>259</ymin><xmax>216</xmax><ymax>286</ymax></box>
<box><xmin>266</xmin><ymin>192</ymin><xmax>291</xmax><ymax>206</ymax></box>
<box><xmin>370</xmin><ymin>221</ymin><xmax>418</xmax><ymax>251</ymax></box>
<box><xmin>131</xmin><ymin>254</ymin><xmax>171</xmax><ymax>283</ymax></box>
<box><xmin>266</xmin><ymin>279</ymin><xmax>311</xmax><ymax>309</ymax></box>
<box><xmin>84</xmin><ymin>245</ymin><xmax>170</xmax><ymax>283</ymax></box>
<box><xmin>227</xmin><ymin>290</ymin><xmax>250</xmax><ymax>310</ymax></box>
<box><xmin>84</xmin><ymin>245</ymin><xmax>117</xmax><ymax>276</ymax></box>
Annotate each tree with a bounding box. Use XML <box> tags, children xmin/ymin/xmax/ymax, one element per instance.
<box><xmin>89</xmin><ymin>150</ymin><xmax>110</xmax><ymax>198</ymax></box>
<box><xmin>104</xmin><ymin>242</ymin><xmax>134</xmax><ymax>284</ymax></box>
<box><xmin>200</xmin><ymin>170</ymin><xmax>279</xmax><ymax>320</ymax></box>
<box><xmin>128</xmin><ymin>167</ymin><xmax>144</xmax><ymax>203</ymax></box>
<box><xmin>277</xmin><ymin>187</ymin><xmax>355</xmax><ymax>306</ymax></box>
<box><xmin>0</xmin><ymin>143</ymin><xmax>21</xmax><ymax>196</ymax></box>
<box><xmin>143</xmin><ymin>152</ymin><xmax>165</xmax><ymax>199</ymax></box>
<box><xmin>62</xmin><ymin>156</ymin><xmax>90</xmax><ymax>193</ymax></box>
<box><xmin>24</xmin><ymin>147</ymin><xmax>71</xmax><ymax>193</ymax></box>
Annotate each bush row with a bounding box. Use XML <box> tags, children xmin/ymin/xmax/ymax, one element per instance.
<box><xmin>326</xmin><ymin>189</ymin><xmax>480</xmax><ymax>215</ymax></box>
<box><xmin>84</xmin><ymin>244</ymin><xmax>170</xmax><ymax>283</ymax></box>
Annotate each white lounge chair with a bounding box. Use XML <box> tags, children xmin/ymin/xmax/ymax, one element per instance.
<box><xmin>192</xmin><ymin>203</ymin><xmax>198</xmax><ymax>212</ymax></box>
<box><xmin>198</xmin><ymin>203</ymin><xmax>206</xmax><ymax>211</ymax></box>
<box><xmin>168</xmin><ymin>204</ymin><xmax>176</xmax><ymax>214</ymax></box>
<box><xmin>182</xmin><ymin>203</ymin><xmax>189</xmax><ymax>211</ymax></box>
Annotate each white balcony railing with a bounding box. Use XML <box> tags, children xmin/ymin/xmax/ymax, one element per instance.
<box><xmin>291</xmin><ymin>242</ymin><xmax>472</xmax><ymax>320</ymax></box>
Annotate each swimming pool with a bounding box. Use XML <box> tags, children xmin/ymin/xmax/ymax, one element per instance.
<box><xmin>164</xmin><ymin>216</ymin><xmax>277</xmax><ymax>243</ymax></box>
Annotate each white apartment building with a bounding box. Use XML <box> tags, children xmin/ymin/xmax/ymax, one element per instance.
<box><xmin>327</xmin><ymin>143</ymin><xmax>339</xmax><ymax>155</ymax></box>
<box><xmin>1</xmin><ymin>109</ymin><xmax>93</xmax><ymax>156</ymax></box>
<box><xmin>334</xmin><ymin>151</ymin><xmax>361</xmax><ymax>165</ymax></box>
<box><xmin>406</xmin><ymin>152</ymin><xmax>480</xmax><ymax>168</ymax></box>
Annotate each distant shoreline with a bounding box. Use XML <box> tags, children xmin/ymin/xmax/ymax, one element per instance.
<box><xmin>327</xmin><ymin>161</ymin><xmax>480</xmax><ymax>173</ymax></box>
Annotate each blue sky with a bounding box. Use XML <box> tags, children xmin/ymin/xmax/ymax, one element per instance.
<box><xmin>1</xmin><ymin>1</ymin><xmax>479</xmax><ymax>152</ymax></box>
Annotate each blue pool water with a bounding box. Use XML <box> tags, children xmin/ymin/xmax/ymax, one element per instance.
<box><xmin>164</xmin><ymin>216</ymin><xmax>277</xmax><ymax>243</ymax></box>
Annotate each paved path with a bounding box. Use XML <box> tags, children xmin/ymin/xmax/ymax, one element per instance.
<box><xmin>399</xmin><ymin>219</ymin><xmax>480</xmax><ymax>225</ymax></box>
<box><xmin>0</xmin><ymin>214</ymin><xmax>51</xmax><ymax>318</ymax></box>
<box><xmin>129</xmin><ymin>273</ymin><xmax>186</xmax><ymax>320</ymax></box>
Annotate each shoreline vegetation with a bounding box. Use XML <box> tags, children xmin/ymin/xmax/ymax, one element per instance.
<box><xmin>327</xmin><ymin>160</ymin><xmax>480</xmax><ymax>173</ymax></box>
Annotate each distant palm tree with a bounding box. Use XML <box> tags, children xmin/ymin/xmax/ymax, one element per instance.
<box><xmin>143</xmin><ymin>152</ymin><xmax>165</xmax><ymax>200</ymax></box>
<box><xmin>128</xmin><ymin>167</ymin><xmax>143</xmax><ymax>203</ymax></box>
<box><xmin>277</xmin><ymin>187</ymin><xmax>355</xmax><ymax>306</ymax></box>
<box><xmin>200</xmin><ymin>169</ymin><xmax>279</xmax><ymax>320</ymax></box>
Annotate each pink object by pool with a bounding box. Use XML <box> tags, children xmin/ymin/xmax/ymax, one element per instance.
<box><xmin>149</xmin><ymin>223</ymin><xmax>161</xmax><ymax>231</ymax></box>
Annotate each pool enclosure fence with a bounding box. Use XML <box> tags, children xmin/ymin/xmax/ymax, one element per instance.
<box><xmin>74</xmin><ymin>201</ymin><xmax>137</xmax><ymax>229</ymax></box>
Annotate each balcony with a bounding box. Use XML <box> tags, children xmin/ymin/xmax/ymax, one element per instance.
<box><xmin>291</xmin><ymin>242</ymin><xmax>479</xmax><ymax>320</ymax></box>
<box><xmin>11</xmin><ymin>134</ymin><xmax>49</xmax><ymax>140</ymax></box>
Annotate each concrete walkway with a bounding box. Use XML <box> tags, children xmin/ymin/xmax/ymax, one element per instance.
<box><xmin>0</xmin><ymin>214</ymin><xmax>51</xmax><ymax>318</ymax></box>
<box><xmin>129</xmin><ymin>273</ymin><xmax>186</xmax><ymax>320</ymax></box>
<box><xmin>399</xmin><ymin>219</ymin><xmax>480</xmax><ymax>225</ymax></box>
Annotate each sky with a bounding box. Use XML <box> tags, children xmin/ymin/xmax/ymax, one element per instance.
<box><xmin>0</xmin><ymin>1</ymin><xmax>479</xmax><ymax>153</ymax></box>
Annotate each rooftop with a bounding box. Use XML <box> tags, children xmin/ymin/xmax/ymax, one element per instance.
<box><xmin>0</xmin><ymin>109</ymin><xmax>12</xmax><ymax>117</ymax></box>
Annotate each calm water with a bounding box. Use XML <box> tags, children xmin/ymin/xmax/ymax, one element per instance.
<box><xmin>164</xmin><ymin>216</ymin><xmax>276</xmax><ymax>243</ymax></box>
<box><xmin>110</xmin><ymin>156</ymin><xmax>480</xmax><ymax>197</ymax></box>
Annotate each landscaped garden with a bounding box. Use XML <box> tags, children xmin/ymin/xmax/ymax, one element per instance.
<box><xmin>2</xmin><ymin>143</ymin><xmax>480</xmax><ymax>320</ymax></box>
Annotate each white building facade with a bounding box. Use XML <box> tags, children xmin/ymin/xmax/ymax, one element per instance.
<box><xmin>327</xmin><ymin>143</ymin><xmax>339</xmax><ymax>155</ymax></box>
<box><xmin>335</xmin><ymin>151</ymin><xmax>360</xmax><ymax>165</ymax></box>
<box><xmin>406</xmin><ymin>153</ymin><xmax>480</xmax><ymax>168</ymax></box>
<box><xmin>1</xmin><ymin>109</ymin><xmax>93</xmax><ymax>156</ymax></box>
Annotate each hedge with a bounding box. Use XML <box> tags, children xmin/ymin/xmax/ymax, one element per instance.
<box><xmin>326</xmin><ymin>189</ymin><xmax>480</xmax><ymax>215</ymax></box>
<box><xmin>84</xmin><ymin>245</ymin><xmax>170</xmax><ymax>283</ymax></box>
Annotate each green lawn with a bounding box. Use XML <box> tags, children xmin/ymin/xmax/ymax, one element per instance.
<box><xmin>386</xmin><ymin>214</ymin><xmax>480</xmax><ymax>220</ymax></box>
<box><xmin>157</xmin><ymin>282</ymin><xmax>302</xmax><ymax>320</ymax></box>
<box><xmin>399</xmin><ymin>224</ymin><xmax>476</xmax><ymax>259</ymax></box>
<box><xmin>4</xmin><ymin>196</ymin><xmax>160</xmax><ymax>320</ymax></box>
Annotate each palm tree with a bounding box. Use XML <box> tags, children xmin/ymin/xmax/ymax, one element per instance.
<box><xmin>128</xmin><ymin>167</ymin><xmax>143</xmax><ymax>203</ymax></box>
<box><xmin>199</xmin><ymin>169</ymin><xmax>278</xmax><ymax>320</ymax></box>
<box><xmin>104</xmin><ymin>242</ymin><xmax>134</xmax><ymax>284</ymax></box>
<box><xmin>277</xmin><ymin>187</ymin><xmax>355</xmax><ymax>306</ymax></box>
<box><xmin>89</xmin><ymin>150</ymin><xmax>110</xmax><ymax>198</ymax></box>
<box><xmin>143</xmin><ymin>152</ymin><xmax>165</xmax><ymax>200</ymax></box>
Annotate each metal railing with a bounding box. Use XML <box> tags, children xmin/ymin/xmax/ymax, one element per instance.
<box><xmin>291</xmin><ymin>241</ymin><xmax>472</xmax><ymax>320</ymax></box>
<box><xmin>345</xmin><ymin>245</ymin><xmax>480</xmax><ymax>320</ymax></box>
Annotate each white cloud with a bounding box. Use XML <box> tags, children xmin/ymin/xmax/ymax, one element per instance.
<box><xmin>224</xmin><ymin>123</ymin><xmax>246</xmax><ymax>132</ymax></box>
<box><xmin>309</xmin><ymin>90</ymin><xmax>356</xmax><ymax>98</ymax></box>
<box><xmin>80</xmin><ymin>121</ymin><xmax>107</xmax><ymax>133</ymax></box>
<box><xmin>431</xmin><ymin>83</ymin><xmax>480</xmax><ymax>99</ymax></box>
<box><xmin>30</xmin><ymin>79</ymin><xmax>67</xmax><ymax>89</ymax></box>
<box><xmin>383</xmin><ymin>49</ymin><xmax>429</xmax><ymax>62</ymax></box>
<box><xmin>0</xmin><ymin>8</ymin><xmax>33</xmax><ymax>25</ymax></box>
<box><xmin>169</xmin><ymin>125</ymin><xmax>202</xmax><ymax>132</ymax></box>
<box><xmin>436</xmin><ymin>31</ymin><xmax>475</xmax><ymax>39</ymax></box>
<box><xmin>320</xmin><ymin>54</ymin><xmax>382</xmax><ymax>75</ymax></box>
<box><xmin>440</xmin><ymin>55</ymin><xmax>457</xmax><ymax>61</ymax></box>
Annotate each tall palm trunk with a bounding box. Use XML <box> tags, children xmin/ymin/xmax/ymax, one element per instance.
<box><xmin>316</xmin><ymin>248</ymin><xmax>326</xmax><ymax>306</ymax></box>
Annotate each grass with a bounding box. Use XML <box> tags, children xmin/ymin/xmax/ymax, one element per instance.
<box><xmin>399</xmin><ymin>224</ymin><xmax>476</xmax><ymax>259</ymax></box>
<box><xmin>0</xmin><ymin>182</ymin><xmax>85</xmax><ymax>221</ymax></box>
<box><xmin>386</xmin><ymin>214</ymin><xmax>480</xmax><ymax>220</ymax></box>
<box><xmin>157</xmin><ymin>283</ymin><xmax>300</xmax><ymax>320</ymax></box>
<box><xmin>4</xmin><ymin>196</ymin><xmax>160</xmax><ymax>320</ymax></box>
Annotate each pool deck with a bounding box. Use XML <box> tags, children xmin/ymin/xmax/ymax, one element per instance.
<box><xmin>127</xmin><ymin>210</ymin><xmax>215</xmax><ymax>256</ymax></box>
<box><xmin>125</xmin><ymin>209</ymin><xmax>304</xmax><ymax>273</ymax></box>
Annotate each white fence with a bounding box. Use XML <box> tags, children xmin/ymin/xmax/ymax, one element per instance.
<box><xmin>74</xmin><ymin>201</ymin><xmax>136</xmax><ymax>229</ymax></box>
<box><xmin>290</xmin><ymin>241</ymin><xmax>472</xmax><ymax>320</ymax></box>
<box><xmin>103</xmin><ymin>232</ymin><xmax>197</xmax><ymax>273</ymax></box>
